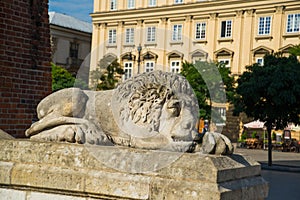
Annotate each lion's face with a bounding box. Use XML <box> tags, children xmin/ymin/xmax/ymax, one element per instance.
<box><xmin>111</xmin><ymin>71</ymin><xmax>199</xmax><ymax>151</ymax></box>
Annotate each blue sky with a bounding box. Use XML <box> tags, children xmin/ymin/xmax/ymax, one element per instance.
<box><xmin>49</xmin><ymin>0</ymin><xmax>93</xmax><ymax>22</ymax></box>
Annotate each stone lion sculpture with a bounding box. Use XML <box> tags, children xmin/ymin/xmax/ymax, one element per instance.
<box><xmin>25</xmin><ymin>70</ymin><xmax>233</xmax><ymax>155</ymax></box>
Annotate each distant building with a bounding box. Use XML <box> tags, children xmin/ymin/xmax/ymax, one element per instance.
<box><xmin>49</xmin><ymin>12</ymin><xmax>92</xmax><ymax>75</ymax></box>
<box><xmin>90</xmin><ymin>0</ymin><xmax>300</xmax><ymax>78</ymax></box>
<box><xmin>90</xmin><ymin>0</ymin><xmax>300</xmax><ymax>142</ymax></box>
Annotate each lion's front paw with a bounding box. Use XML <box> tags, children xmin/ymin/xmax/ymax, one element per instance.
<box><xmin>30</xmin><ymin>124</ymin><xmax>112</xmax><ymax>145</ymax></box>
<box><xmin>201</xmin><ymin>132</ymin><xmax>234</xmax><ymax>155</ymax></box>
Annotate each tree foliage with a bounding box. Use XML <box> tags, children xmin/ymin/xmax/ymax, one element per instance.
<box><xmin>52</xmin><ymin>63</ymin><xmax>75</xmax><ymax>91</ymax></box>
<box><xmin>233</xmin><ymin>54</ymin><xmax>300</xmax><ymax>130</ymax></box>
<box><xmin>52</xmin><ymin>63</ymin><xmax>88</xmax><ymax>92</ymax></box>
<box><xmin>233</xmin><ymin>53</ymin><xmax>300</xmax><ymax>165</ymax></box>
<box><xmin>180</xmin><ymin>61</ymin><xmax>235</xmax><ymax>122</ymax></box>
<box><xmin>90</xmin><ymin>60</ymin><xmax>124</xmax><ymax>91</ymax></box>
<box><xmin>289</xmin><ymin>44</ymin><xmax>300</xmax><ymax>56</ymax></box>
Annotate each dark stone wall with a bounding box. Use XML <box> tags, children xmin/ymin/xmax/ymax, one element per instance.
<box><xmin>0</xmin><ymin>0</ymin><xmax>52</xmax><ymax>137</ymax></box>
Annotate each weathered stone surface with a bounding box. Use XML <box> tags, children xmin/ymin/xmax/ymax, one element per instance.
<box><xmin>25</xmin><ymin>71</ymin><xmax>233</xmax><ymax>154</ymax></box>
<box><xmin>0</xmin><ymin>188</ymin><xmax>26</xmax><ymax>200</ymax></box>
<box><xmin>0</xmin><ymin>139</ymin><xmax>268</xmax><ymax>200</ymax></box>
<box><xmin>0</xmin><ymin>161</ymin><xmax>13</xmax><ymax>184</ymax></box>
<box><xmin>0</xmin><ymin>129</ymin><xmax>14</xmax><ymax>140</ymax></box>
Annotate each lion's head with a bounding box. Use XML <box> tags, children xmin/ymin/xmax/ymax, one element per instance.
<box><xmin>111</xmin><ymin>71</ymin><xmax>199</xmax><ymax>151</ymax></box>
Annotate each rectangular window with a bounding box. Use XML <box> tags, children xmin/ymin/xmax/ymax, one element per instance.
<box><xmin>172</xmin><ymin>24</ymin><xmax>183</xmax><ymax>41</ymax></box>
<box><xmin>124</xmin><ymin>62</ymin><xmax>133</xmax><ymax>80</ymax></box>
<box><xmin>195</xmin><ymin>22</ymin><xmax>206</xmax><ymax>40</ymax></box>
<box><xmin>110</xmin><ymin>0</ymin><xmax>117</xmax><ymax>10</ymax></box>
<box><xmin>174</xmin><ymin>0</ymin><xmax>183</xmax><ymax>4</ymax></box>
<box><xmin>220</xmin><ymin>20</ymin><xmax>232</xmax><ymax>38</ymax></box>
<box><xmin>145</xmin><ymin>61</ymin><xmax>155</xmax><ymax>72</ymax></box>
<box><xmin>127</xmin><ymin>0</ymin><xmax>135</xmax><ymax>9</ymax></box>
<box><xmin>69</xmin><ymin>42</ymin><xmax>79</xmax><ymax>58</ymax></box>
<box><xmin>218</xmin><ymin>59</ymin><xmax>231</xmax><ymax>68</ymax></box>
<box><xmin>125</xmin><ymin>28</ymin><xmax>134</xmax><ymax>44</ymax></box>
<box><xmin>218</xmin><ymin>107</ymin><xmax>226</xmax><ymax>119</ymax></box>
<box><xmin>258</xmin><ymin>16</ymin><xmax>271</xmax><ymax>35</ymax></box>
<box><xmin>256</xmin><ymin>58</ymin><xmax>264</xmax><ymax>66</ymax></box>
<box><xmin>286</xmin><ymin>13</ymin><xmax>300</xmax><ymax>33</ymax></box>
<box><xmin>108</xmin><ymin>29</ymin><xmax>116</xmax><ymax>44</ymax></box>
<box><xmin>170</xmin><ymin>61</ymin><xmax>181</xmax><ymax>73</ymax></box>
<box><xmin>149</xmin><ymin>0</ymin><xmax>156</xmax><ymax>6</ymax></box>
<box><xmin>146</xmin><ymin>26</ymin><xmax>156</xmax><ymax>42</ymax></box>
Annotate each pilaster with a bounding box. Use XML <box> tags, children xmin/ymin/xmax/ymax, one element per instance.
<box><xmin>208</xmin><ymin>13</ymin><xmax>218</xmax><ymax>61</ymax></box>
<box><xmin>274</xmin><ymin>6</ymin><xmax>285</xmax><ymax>50</ymax></box>
<box><xmin>234</xmin><ymin>10</ymin><xmax>245</xmax><ymax>74</ymax></box>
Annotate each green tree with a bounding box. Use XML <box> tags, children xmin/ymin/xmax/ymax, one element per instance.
<box><xmin>90</xmin><ymin>60</ymin><xmax>124</xmax><ymax>91</ymax></box>
<box><xmin>180</xmin><ymin>61</ymin><xmax>235</xmax><ymax>123</ymax></box>
<box><xmin>52</xmin><ymin>63</ymin><xmax>75</xmax><ymax>91</ymax></box>
<box><xmin>233</xmin><ymin>53</ymin><xmax>300</xmax><ymax>165</ymax></box>
<box><xmin>289</xmin><ymin>44</ymin><xmax>300</xmax><ymax>56</ymax></box>
<box><xmin>52</xmin><ymin>63</ymin><xmax>88</xmax><ymax>91</ymax></box>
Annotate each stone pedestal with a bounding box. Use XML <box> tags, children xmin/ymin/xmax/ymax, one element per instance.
<box><xmin>0</xmin><ymin>139</ymin><xmax>268</xmax><ymax>200</ymax></box>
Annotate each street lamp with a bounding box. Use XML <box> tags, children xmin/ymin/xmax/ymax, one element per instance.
<box><xmin>137</xmin><ymin>44</ymin><xmax>142</xmax><ymax>74</ymax></box>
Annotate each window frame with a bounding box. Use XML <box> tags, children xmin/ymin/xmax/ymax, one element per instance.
<box><xmin>256</xmin><ymin>58</ymin><xmax>264</xmax><ymax>66</ymax></box>
<box><xmin>172</xmin><ymin>24</ymin><xmax>183</xmax><ymax>41</ymax></box>
<box><xmin>125</xmin><ymin>28</ymin><xmax>135</xmax><ymax>44</ymax></box>
<box><xmin>218</xmin><ymin>59</ymin><xmax>231</xmax><ymax>68</ymax></box>
<box><xmin>195</xmin><ymin>22</ymin><xmax>206</xmax><ymax>40</ymax></box>
<box><xmin>146</xmin><ymin>26</ymin><xmax>156</xmax><ymax>43</ymax></box>
<box><xmin>148</xmin><ymin>0</ymin><xmax>156</xmax><ymax>7</ymax></box>
<box><xmin>69</xmin><ymin>42</ymin><xmax>79</xmax><ymax>58</ymax></box>
<box><xmin>145</xmin><ymin>61</ymin><xmax>155</xmax><ymax>72</ymax></box>
<box><xmin>286</xmin><ymin>13</ymin><xmax>300</xmax><ymax>33</ymax></box>
<box><xmin>123</xmin><ymin>61</ymin><xmax>133</xmax><ymax>80</ymax></box>
<box><xmin>170</xmin><ymin>60</ymin><xmax>181</xmax><ymax>73</ymax></box>
<box><xmin>258</xmin><ymin>16</ymin><xmax>272</xmax><ymax>35</ymax></box>
<box><xmin>127</xmin><ymin>0</ymin><xmax>135</xmax><ymax>9</ymax></box>
<box><xmin>220</xmin><ymin>20</ymin><xmax>232</xmax><ymax>38</ymax></box>
<box><xmin>110</xmin><ymin>0</ymin><xmax>117</xmax><ymax>11</ymax></box>
<box><xmin>174</xmin><ymin>0</ymin><xmax>184</xmax><ymax>4</ymax></box>
<box><xmin>108</xmin><ymin>29</ymin><xmax>117</xmax><ymax>45</ymax></box>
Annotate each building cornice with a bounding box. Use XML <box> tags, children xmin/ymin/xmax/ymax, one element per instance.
<box><xmin>91</xmin><ymin>0</ymin><xmax>300</xmax><ymax>24</ymax></box>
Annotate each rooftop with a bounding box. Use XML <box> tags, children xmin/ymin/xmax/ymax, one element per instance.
<box><xmin>49</xmin><ymin>12</ymin><xmax>92</xmax><ymax>33</ymax></box>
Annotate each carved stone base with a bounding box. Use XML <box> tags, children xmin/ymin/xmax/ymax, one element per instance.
<box><xmin>0</xmin><ymin>139</ymin><xmax>268</xmax><ymax>199</ymax></box>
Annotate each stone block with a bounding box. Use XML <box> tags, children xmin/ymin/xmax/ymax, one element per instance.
<box><xmin>27</xmin><ymin>192</ymin><xmax>85</xmax><ymax>200</ymax></box>
<box><xmin>0</xmin><ymin>139</ymin><xmax>268</xmax><ymax>199</ymax></box>
<box><xmin>0</xmin><ymin>161</ymin><xmax>13</xmax><ymax>184</ymax></box>
<box><xmin>0</xmin><ymin>188</ymin><xmax>26</xmax><ymax>200</ymax></box>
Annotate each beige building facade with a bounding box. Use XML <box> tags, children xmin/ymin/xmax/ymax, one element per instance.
<box><xmin>90</xmin><ymin>0</ymin><xmax>300</xmax><ymax>79</ymax></box>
